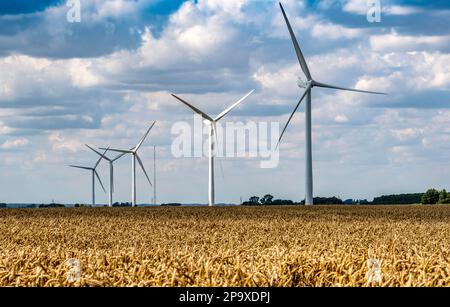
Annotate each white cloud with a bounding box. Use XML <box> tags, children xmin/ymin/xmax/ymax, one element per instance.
<box><xmin>33</xmin><ymin>151</ymin><xmax>48</xmax><ymax>163</ymax></box>
<box><xmin>357</xmin><ymin>52</ymin><xmax>450</xmax><ymax>92</ymax></box>
<box><xmin>385</xmin><ymin>5</ymin><xmax>422</xmax><ymax>16</ymax></box>
<box><xmin>390</xmin><ymin>128</ymin><xmax>423</xmax><ymax>142</ymax></box>
<box><xmin>388</xmin><ymin>145</ymin><xmax>417</xmax><ymax>163</ymax></box>
<box><xmin>334</xmin><ymin>115</ymin><xmax>349</xmax><ymax>123</ymax></box>
<box><xmin>311</xmin><ymin>22</ymin><xmax>365</xmax><ymax>40</ymax></box>
<box><xmin>0</xmin><ymin>55</ymin><xmax>105</xmax><ymax>101</ymax></box>
<box><xmin>1</xmin><ymin>138</ymin><xmax>29</xmax><ymax>149</ymax></box>
<box><xmin>48</xmin><ymin>132</ymin><xmax>83</xmax><ymax>153</ymax></box>
<box><xmin>68</xmin><ymin>59</ymin><xmax>104</xmax><ymax>88</ymax></box>
<box><xmin>96</xmin><ymin>0</ymin><xmax>142</xmax><ymax>18</ymax></box>
<box><xmin>197</xmin><ymin>0</ymin><xmax>248</xmax><ymax>17</ymax></box>
<box><xmin>252</xmin><ymin>64</ymin><xmax>300</xmax><ymax>97</ymax></box>
<box><xmin>370</xmin><ymin>32</ymin><xmax>450</xmax><ymax>52</ymax></box>
<box><xmin>0</xmin><ymin>121</ymin><xmax>13</xmax><ymax>135</ymax></box>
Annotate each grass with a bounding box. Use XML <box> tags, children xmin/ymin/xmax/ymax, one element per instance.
<box><xmin>1</xmin><ymin>205</ymin><xmax>450</xmax><ymax>286</ymax></box>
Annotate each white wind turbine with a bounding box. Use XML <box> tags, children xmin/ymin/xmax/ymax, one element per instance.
<box><xmin>69</xmin><ymin>147</ymin><xmax>108</xmax><ymax>206</ymax></box>
<box><xmin>278</xmin><ymin>2</ymin><xmax>387</xmax><ymax>205</ymax></box>
<box><xmin>100</xmin><ymin>122</ymin><xmax>155</xmax><ymax>207</ymax></box>
<box><xmin>171</xmin><ymin>90</ymin><xmax>254</xmax><ymax>207</ymax></box>
<box><xmin>86</xmin><ymin>144</ymin><xmax>126</xmax><ymax>207</ymax></box>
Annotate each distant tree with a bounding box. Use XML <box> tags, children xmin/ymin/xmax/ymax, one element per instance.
<box><xmin>0</xmin><ymin>203</ymin><xmax>7</xmax><ymax>208</ymax></box>
<box><xmin>249</xmin><ymin>196</ymin><xmax>260</xmax><ymax>205</ymax></box>
<box><xmin>439</xmin><ymin>189</ymin><xmax>448</xmax><ymax>204</ymax></box>
<box><xmin>39</xmin><ymin>203</ymin><xmax>65</xmax><ymax>208</ymax></box>
<box><xmin>373</xmin><ymin>194</ymin><xmax>422</xmax><ymax>205</ymax></box>
<box><xmin>260</xmin><ymin>194</ymin><xmax>274</xmax><ymax>205</ymax></box>
<box><xmin>242</xmin><ymin>195</ymin><xmax>295</xmax><ymax>206</ymax></box>
<box><xmin>112</xmin><ymin>202</ymin><xmax>132</xmax><ymax>207</ymax></box>
<box><xmin>301</xmin><ymin>197</ymin><xmax>343</xmax><ymax>205</ymax></box>
<box><xmin>271</xmin><ymin>199</ymin><xmax>294</xmax><ymax>206</ymax></box>
<box><xmin>421</xmin><ymin>189</ymin><xmax>440</xmax><ymax>205</ymax></box>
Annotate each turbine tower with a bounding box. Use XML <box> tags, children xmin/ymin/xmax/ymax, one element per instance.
<box><xmin>100</xmin><ymin>122</ymin><xmax>155</xmax><ymax>207</ymax></box>
<box><xmin>153</xmin><ymin>145</ymin><xmax>156</xmax><ymax>206</ymax></box>
<box><xmin>85</xmin><ymin>144</ymin><xmax>126</xmax><ymax>207</ymax></box>
<box><xmin>171</xmin><ymin>90</ymin><xmax>254</xmax><ymax>206</ymax></box>
<box><xmin>69</xmin><ymin>147</ymin><xmax>108</xmax><ymax>206</ymax></box>
<box><xmin>278</xmin><ymin>2</ymin><xmax>387</xmax><ymax>205</ymax></box>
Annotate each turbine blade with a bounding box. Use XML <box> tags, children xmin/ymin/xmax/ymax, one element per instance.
<box><xmin>135</xmin><ymin>121</ymin><xmax>156</xmax><ymax>152</ymax></box>
<box><xmin>99</xmin><ymin>148</ymin><xmax>132</xmax><ymax>154</ymax></box>
<box><xmin>171</xmin><ymin>94</ymin><xmax>214</xmax><ymax>121</ymax></box>
<box><xmin>277</xmin><ymin>85</ymin><xmax>311</xmax><ymax>148</ymax></box>
<box><xmin>214</xmin><ymin>90</ymin><xmax>255</xmax><ymax>122</ymax></box>
<box><xmin>94</xmin><ymin>170</ymin><xmax>106</xmax><ymax>194</ymax></box>
<box><xmin>314</xmin><ymin>81</ymin><xmax>387</xmax><ymax>95</ymax></box>
<box><xmin>279</xmin><ymin>2</ymin><xmax>312</xmax><ymax>80</ymax></box>
<box><xmin>94</xmin><ymin>147</ymin><xmax>109</xmax><ymax>169</ymax></box>
<box><xmin>86</xmin><ymin>144</ymin><xmax>111</xmax><ymax>161</ymax></box>
<box><xmin>136</xmin><ymin>153</ymin><xmax>152</xmax><ymax>186</ymax></box>
<box><xmin>69</xmin><ymin>165</ymin><xmax>91</xmax><ymax>170</ymax></box>
<box><xmin>112</xmin><ymin>152</ymin><xmax>127</xmax><ymax>162</ymax></box>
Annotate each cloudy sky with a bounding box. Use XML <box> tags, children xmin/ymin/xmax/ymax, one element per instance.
<box><xmin>0</xmin><ymin>0</ymin><xmax>449</xmax><ymax>204</ymax></box>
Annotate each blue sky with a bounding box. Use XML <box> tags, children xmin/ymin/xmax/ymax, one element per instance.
<box><xmin>0</xmin><ymin>0</ymin><xmax>450</xmax><ymax>204</ymax></box>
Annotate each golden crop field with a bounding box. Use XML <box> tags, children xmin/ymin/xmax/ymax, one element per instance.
<box><xmin>1</xmin><ymin>205</ymin><xmax>450</xmax><ymax>287</ymax></box>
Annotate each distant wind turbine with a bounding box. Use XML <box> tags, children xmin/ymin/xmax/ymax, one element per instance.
<box><xmin>100</xmin><ymin>122</ymin><xmax>156</xmax><ymax>207</ymax></box>
<box><xmin>85</xmin><ymin>144</ymin><xmax>126</xmax><ymax>207</ymax></box>
<box><xmin>171</xmin><ymin>90</ymin><xmax>254</xmax><ymax>206</ymax></box>
<box><xmin>69</xmin><ymin>147</ymin><xmax>109</xmax><ymax>206</ymax></box>
<box><xmin>278</xmin><ymin>2</ymin><xmax>387</xmax><ymax>205</ymax></box>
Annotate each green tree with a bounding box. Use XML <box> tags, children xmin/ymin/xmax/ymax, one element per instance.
<box><xmin>421</xmin><ymin>189</ymin><xmax>440</xmax><ymax>204</ymax></box>
<box><xmin>260</xmin><ymin>194</ymin><xmax>274</xmax><ymax>205</ymax></box>
<box><xmin>439</xmin><ymin>189</ymin><xmax>448</xmax><ymax>204</ymax></box>
<box><xmin>249</xmin><ymin>196</ymin><xmax>260</xmax><ymax>205</ymax></box>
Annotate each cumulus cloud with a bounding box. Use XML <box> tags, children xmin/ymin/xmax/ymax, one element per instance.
<box><xmin>1</xmin><ymin>138</ymin><xmax>29</xmax><ymax>149</ymax></box>
<box><xmin>370</xmin><ymin>32</ymin><xmax>450</xmax><ymax>52</ymax></box>
<box><xmin>311</xmin><ymin>22</ymin><xmax>365</xmax><ymax>40</ymax></box>
<box><xmin>48</xmin><ymin>132</ymin><xmax>83</xmax><ymax>152</ymax></box>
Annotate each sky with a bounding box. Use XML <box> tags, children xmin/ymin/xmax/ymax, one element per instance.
<box><xmin>0</xmin><ymin>0</ymin><xmax>450</xmax><ymax>204</ymax></box>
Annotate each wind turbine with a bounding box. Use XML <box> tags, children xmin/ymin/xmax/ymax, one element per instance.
<box><xmin>100</xmin><ymin>122</ymin><xmax>155</xmax><ymax>207</ymax></box>
<box><xmin>69</xmin><ymin>147</ymin><xmax>108</xmax><ymax>206</ymax></box>
<box><xmin>85</xmin><ymin>144</ymin><xmax>126</xmax><ymax>207</ymax></box>
<box><xmin>278</xmin><ymin>2</ymin><xmax>387</xmax><ymax>205</ymax></box>
<box><xmin>171</xmin><ymin>90</ymin><xmax>254</xmax><ymax>206</ymax></box>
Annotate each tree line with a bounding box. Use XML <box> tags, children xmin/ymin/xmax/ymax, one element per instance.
<box><xmin>421</xmin><ymin>189</ymin><xmax>450</xmax><ymax>204</ymax></box>
<box><xmin>242</xmin><ymin>189</ymin><xmax>450</xmax><ymax>206</ymax></box>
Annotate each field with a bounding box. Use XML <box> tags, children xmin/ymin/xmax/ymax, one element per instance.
<box><xmin>1</xmin><ymin>205</ymin><xmax>450</xmax><ymax>287</ymax></box>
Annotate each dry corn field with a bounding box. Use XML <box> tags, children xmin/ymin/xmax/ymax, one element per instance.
<box><xmin>1</xmin><ymin>205</ymin><xmax>450</xmax><ymax>287</ymax></box>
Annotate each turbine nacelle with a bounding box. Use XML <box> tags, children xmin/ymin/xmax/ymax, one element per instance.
<box><xmin>297</xmin><ymin>77</ymin><xmax>309</xmax><ymax>89</ymax></box>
